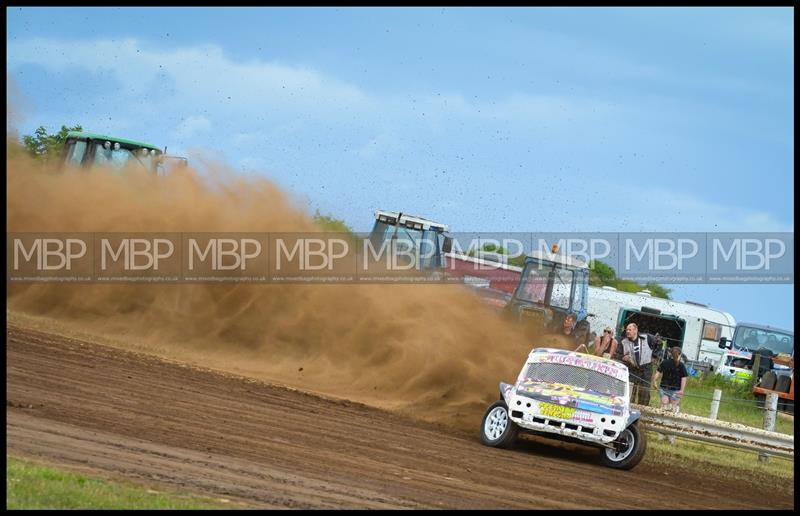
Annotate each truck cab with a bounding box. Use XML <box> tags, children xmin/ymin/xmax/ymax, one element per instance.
<box><xmin>367</xmin><ymin>210</ymin><xmax>450</xmax><ymax>270</ymax></box>
<box><xmin>60</xmin><ymin>131</ymin><xmax>187</xmax><ymax>175</ymax></box>
<box><xmin>505</xmin><ymin>250</ymin><xmax>590</xmax><ymax>344</ymax></box>
<box><xmin>718</xmin><ymin>323</ymin><xmax>794</xmax><ymax>379</ymax></box>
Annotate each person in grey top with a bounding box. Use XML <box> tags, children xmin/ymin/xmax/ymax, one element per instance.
<box><xmin>620</xmin><ymin>323</ymin><xmax>659</xmax><ymax>406</ymax></box>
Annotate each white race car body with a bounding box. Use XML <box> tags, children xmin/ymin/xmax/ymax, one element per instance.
<box><xmin>500</xmin><ymin>348</ymin><xmax>637</xmax><ymax>447</ymax></box>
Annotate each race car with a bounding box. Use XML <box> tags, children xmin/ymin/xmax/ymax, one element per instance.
<box><xmin>479</xmin><ymin>348</ymin><xmax>646</xmax><ymax>469</ymax></box>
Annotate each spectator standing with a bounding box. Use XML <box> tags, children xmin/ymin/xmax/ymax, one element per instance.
<box><xmin>620</xmin><ymin>323</ymin><xmax>659</xmax><ymax>406</ymax></box>
<box><xmin>653</xmin><ymin>346</ymin><xmax>689</xmax><ymax>413</ymax></box>
<box><xmin>593</xmin><ymin>326</ymin><xmax>619</xmax><ymax>360</ymax></box>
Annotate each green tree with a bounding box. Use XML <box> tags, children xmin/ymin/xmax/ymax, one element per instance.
<box><xmin>642</xmin><ymin>282</ymin><xmax>672</xmax><ymax>299</ymax></box>
<box><xmin>21</xmin><ymin>124</ymin><xmax>82</xmax><ymax>162</ymax></box>
<box><xmin>466</xmin><ymin>243</ymin><xmax>527</xmax><ymax>268</ymax></box>
<box><xmin>507</xmin><ymin>254</ymin><xmax>527</xmax><ymax>268</ymax></box>
<box><xmin>588</xmin><ymin>259</ymin><xmax>617</xmax><ymax>286</ymax></box>
<box><xmin>588</xmin><ymin>259</ymin><xmax>671</xmax><ymax>299</ymax></box>
<box><xmin>479</xmin><ymin>243</ymin><xmax>505</xmax><ymax>254</ymax></box>
<box><xmin>312</xmin><ymin>210</ymin><xmax>354</xmax><ymax>234</ymax></box>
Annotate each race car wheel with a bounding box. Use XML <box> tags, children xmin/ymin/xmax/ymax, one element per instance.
<box><xmin>600</xmin><ymin>422</ymin><xmax>647</xmax><ymax>469</ymax></box>
<box><xmin>480</xmin><ymin>400</ymin><xmax>519</xmax><ymax>449</ymax></box>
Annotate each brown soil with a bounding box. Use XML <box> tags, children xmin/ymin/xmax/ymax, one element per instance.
<box><xmin>7</xmin><ymin>324</ymin><xmax>793</xmax><ymax>509</ymax></box>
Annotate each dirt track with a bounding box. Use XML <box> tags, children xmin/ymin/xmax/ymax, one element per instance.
<box><xmin>6</xmin><ymin>324</ymin><xmax>793</xmax><ymax>509</ymax></box>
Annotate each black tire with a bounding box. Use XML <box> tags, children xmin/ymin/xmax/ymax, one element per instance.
<box><xmin>760</xmin><ymin>371</ymin><xmax>777</xmax><ymax>390</ymax></box>
<box><xmin>775</xmin><ymin>375</ymin><xmax>791</xmax><ymax>393</ymax></box>
<box><xmin>479</xmin><ymin>400</ymin><xmax>519</xmax><ymax>449</ymax></box>
<box><xmin>599</xmin><ymin>422</ymin><xmax>647</xmax><ymax>470</ymax></box>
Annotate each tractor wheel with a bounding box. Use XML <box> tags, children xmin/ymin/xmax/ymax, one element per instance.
<box><xmin>760</xmin><ymin>371</ymin><xmax>777</xmax><ymax>390</ymax></box>
<box><xmin>775</xmin><ymin>375</ymin><xmax>791</xmax><ymax>393</ymax></box>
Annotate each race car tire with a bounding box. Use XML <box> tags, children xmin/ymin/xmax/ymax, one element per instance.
<box><xmin>600</xmin><ymin>422</ymin><xmax>647</xmax><ymax>470</ymax></box>
<box><xmin>480</xmin><ymin>400</ymin><xmax>519</xmax><ymax>449</ymax></box>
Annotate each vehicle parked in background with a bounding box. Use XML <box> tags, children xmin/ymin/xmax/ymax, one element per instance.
<box><xmin>585</xmin><ymin>287</ymin><xmax>736</xmax><ymax>371</ymax></box>
<box><xmin>60</xmin><ymin>131</ymin><xmax>187</xmax><ymax>175</ymax></box>
<box><xmin>503</xmin><ymin>250</ymin><xmax>591</xmax><ymax>345</ymax></box>
<box><xmin>718</xmin><ymin>323</ymin><xmax>794</xmax><ymax>413</ymax></box>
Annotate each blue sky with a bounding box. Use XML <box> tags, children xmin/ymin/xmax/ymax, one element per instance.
<box><xmin>6</xmin><ymin>7</ymin><xmax>794</xmax><ymax>330</ymax></box>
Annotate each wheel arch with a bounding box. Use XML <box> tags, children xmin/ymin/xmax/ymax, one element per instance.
<box><xmin>499</xmin><ymin>382</ymin><xmax>514</xmax><ymax>404</ymax></box>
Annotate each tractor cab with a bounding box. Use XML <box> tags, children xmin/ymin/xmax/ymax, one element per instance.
<box><xmin>505</xmin><ymin>249</ymin><xmax>591</xmax><ymax>344</ymax></box>
<box><xmin>367</xmin><ymin>210</ymin><xmax>451</xmax><ymax>270</ymax></box>
<box><xmin>60</xmin><ymin>131</ymin><xmax>187</xmax><ymax>175</ymax></box>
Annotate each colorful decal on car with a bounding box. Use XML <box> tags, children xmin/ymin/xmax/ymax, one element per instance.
<box><xmin>501</xmin><ymin>382</ymin><xmax>515</xmax><ymax>401</ymax></box>
<box><xmin>515</xmin><ymin>380</ymin><xmax>625</xmax><ymax>416</ymax></box>
<box><xmin>539</xmin><ymin>402</ymin><xmax>576</xmax><ymax>420</ymax></box>
<box><xmin>528</xmin><ymin>349</ymin><xmax>627</xmax><ymax>382</ymax></box>
<box><xmin>570</xmin><ymin>410</ymin><xmax>594</xmax><ymax>424</ymax></box>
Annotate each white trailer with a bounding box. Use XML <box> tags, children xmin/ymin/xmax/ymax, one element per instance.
<box><xmin>585</xmin><ymin>286</ymin><xmax>736</xmax><ymax>369</ymax></box>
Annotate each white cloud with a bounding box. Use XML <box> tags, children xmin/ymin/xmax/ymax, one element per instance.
<box><xmin>648</xmin><ymin>189</ymin><xmax>793</xmax><ymax>232</ymax></box>
<box><xmin>174</xmin><ymin>115</ymin><xmax>212</xmax><ymax>140</ymax></box>
<box><xmin>551</xmin><ymin>185</ymin><xmax>794</xmax><ymax>232</ymax></box>
<box><xmin>7</xmin><ymin>37</ymin><xmax>619</xmax><ymax>130</ymax></box>
<box><xmin>7</xmin><ymin>37</ymin><xmax>375</xmax><ymax>119</ymax></box>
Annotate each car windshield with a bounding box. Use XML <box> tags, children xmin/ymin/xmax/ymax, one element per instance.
<box><xmin>524</xmin><ymin>361</ymin><xmax>626</xmax><ymax>397</ymax></box>
<box><xmin>733</xmin><ymin>326</ymin><xmax>793</xmax><ymax>355</ymax></box>
<box><xmin>516</xmin><ymin>259</ymin><xmax>575</xmax><ymax>309</ymax></box>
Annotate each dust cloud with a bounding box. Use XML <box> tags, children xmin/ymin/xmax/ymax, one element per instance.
<box><xmin>6</xmin><ymin>137</ymin><xmax>559</xmax><ymax>429</ymax></box>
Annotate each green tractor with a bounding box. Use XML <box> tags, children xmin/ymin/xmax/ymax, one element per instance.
<box><xmin>60</xmin><ymin>131</ymin><xmax>187</xmax><ymax>174</ymax></box>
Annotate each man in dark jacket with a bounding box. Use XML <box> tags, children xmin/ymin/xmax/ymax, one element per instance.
<box><xmin>653</xmin><ymin>346</ymin><xmax>689</xmax><ymax>413</ymax></box>
<box><xmin>620</xmin><ymin>323</ymin><xmax>659</xmax><ymax>406</ymax></box>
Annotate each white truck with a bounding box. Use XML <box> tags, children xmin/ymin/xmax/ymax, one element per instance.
<box><xmin>585</xmin><ymin>286</ymin><xmax>736</xmax><ymax>371</ymax></box>
<box><xmin>716</xmin><ymin>323</ymin><xmax>794</xmax><ymax>414</ymax></box>
<box><xmin>480</xmin><ymin>347</ymin><xmax>646</xmax><ymax>470</ymax></box>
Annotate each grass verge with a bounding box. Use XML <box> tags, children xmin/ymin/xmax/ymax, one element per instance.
<box><xmin>6</xmin><ymin>455</ymin><xmax>234</xmax><ymax>509</ymax></box>
<box><xmin>644</xmin><ymin>432</ymin><xmax>794</xmax><ymax>496</ymax></box>
<box><xmin>646</xmin><ymin>372</ymin><xmax>794</xmax><ymax>435</ymax></box>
